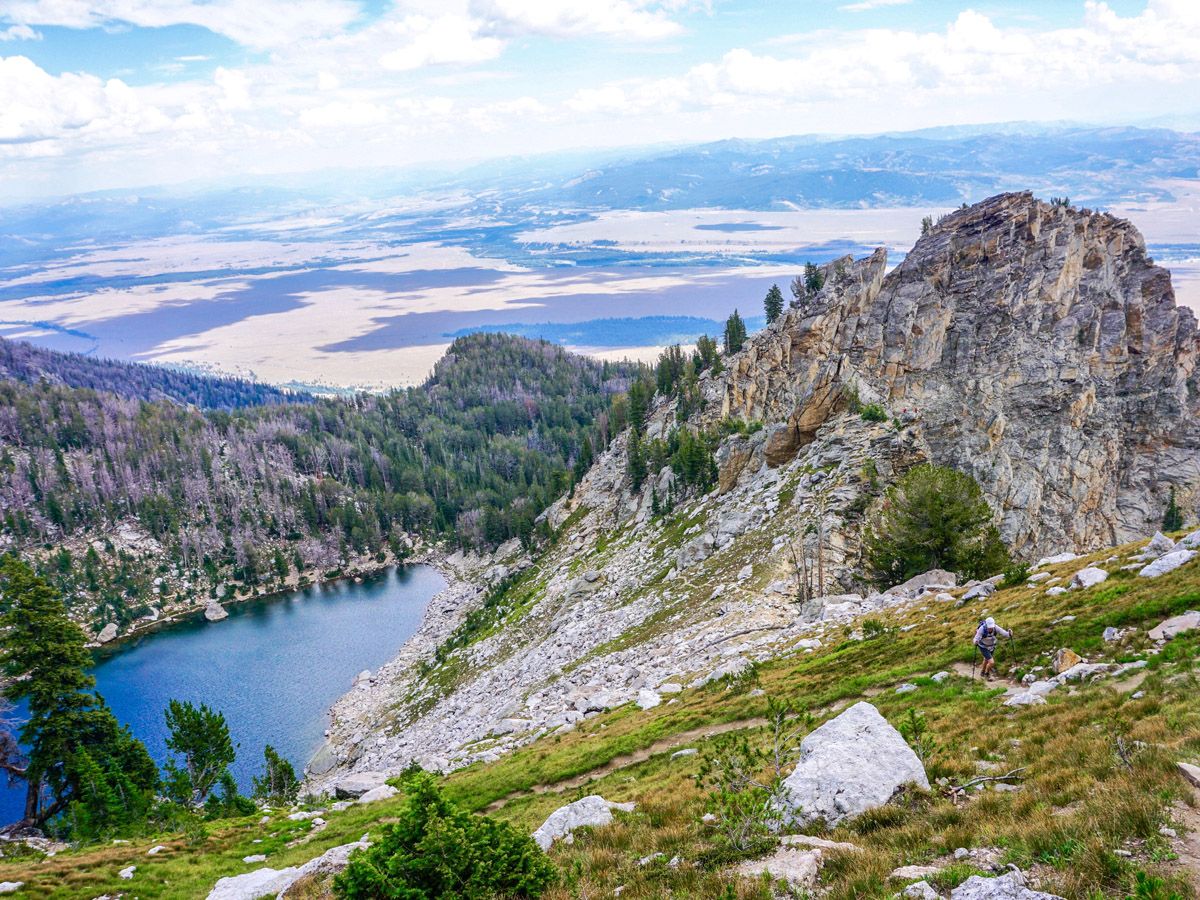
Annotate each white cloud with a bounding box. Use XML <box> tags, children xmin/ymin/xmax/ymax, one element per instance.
<box><xmin>566</xmin><ymin>2</ymin><xmax>1200</xmax><ymax>116</ymax></box>
<box><xmin>470</xmin><ymin>0</ymin><xmax>688</xmax><ymax>39</ymax></box>
<box><xmin>378</xmin><ymin>14</ymin><xmax>503</xmax><ymax>71</ymax></box>
<box><xmin>1</xmin><ymin>0</ymin><xmax>361</xmax><ymax>50</ymax></box>
<box><xmin>298</xmin><ymin>99</ymin><xmax>389</xmax><ymax>128</ymax></box>
<box><xmin>0</xmin><ymin>55</ymin><xmax>161</xmax><ymax>145</ymax></box>
<box><xmin>839</xmin><ymin>0</ymin><xmax>912</xmax><ymax>12</ymax></box>
<box><xmin>0</xmin><ymin>23</ymin><xmax>40</xmax><ymax>39</ymax></box>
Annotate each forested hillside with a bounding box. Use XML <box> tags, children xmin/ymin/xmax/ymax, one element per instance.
<box><xmin>0</xmin><ymin>336</ymin><xmax>303</xmax><ymax>409</ymax></box>
<box><xmin>0</xmin><ymin>333</ymin><xmax>637</xmax><ymax>630</ymax></box>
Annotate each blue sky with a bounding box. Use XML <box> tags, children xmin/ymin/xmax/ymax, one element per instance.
<box><xmin>0</xmin><ymin>0</ymin><xmax>1196</xmax><ymax>199</ymax></box>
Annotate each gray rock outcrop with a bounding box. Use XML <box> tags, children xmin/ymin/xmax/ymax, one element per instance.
<box><xmin>777</xmin><ymin>701</ymin><xmax>928</xmax><ymax>827</ymax></box>
<box><xmin>720</xmin><ymin>193</ymin><xmax>1200</xmax><ymax>556</ymax></box>
<box><xmin>950</xmin><ymin>871</ymin><xmax>1064</xmax><ymax>900</ymax></box>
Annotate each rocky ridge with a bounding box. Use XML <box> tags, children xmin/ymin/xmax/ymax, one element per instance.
<box><xmin>311</xmin><ymin>194</ymin><xmax>1200</xmax><ymax>793</ymax></box>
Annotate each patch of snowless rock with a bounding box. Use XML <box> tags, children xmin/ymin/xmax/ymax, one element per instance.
<box><xmin>776</xmin><ymin>701</ymin><xmax>929</xmax><ymax>827</ymax></box>
<box><xmin>532</xmin><ymin>796</ymin><xmax>636</xmax><ymax>851</ymax></box>
<box><xmin>205</xmin><ymin>839</ymin><xmax>369</xmax><ymax>900</ymax></box>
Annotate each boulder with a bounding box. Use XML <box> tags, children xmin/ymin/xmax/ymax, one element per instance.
<box><xmin>532</xmin><ymin>796</ymin><xmax>635</xmax><ymax>851</ymax></box>
<box><xmin>1027</xmin><ymin>572</ymin><xmax>1051</xmax><ymax>583</ymax></box>
<box><xmin>204</xmin><ymin>602</ymin><xmax>229</xmax><ymax>622</ymax></box>
<box><xmin>97</xmin><ymin>623</ymin><xmax>118</xmax><ymax>643</ymax></box>
<box><xmin>1179</xmin><ymin>530</ymin><xmax>1200</xmax><ymax>549</ymax></box>
<box><xmin>242</xmin><ymin>855</ymin><xmax>267</xmax><ymax>864</ymax></box>
<box><xmin>1034</xmin><ymin>552</ymin><xmax>1077</xmax><ymax>568</ymax></box>
<box><xmin>777</xmin><ymin>701</ymin><xmax>929</xmax><ymax>827</ymax></box>
<box><xmin>1149</xmin><ymin>610</ymin><xmax>1200</xmax><ymax>641</ymax></box>
<box><xmin>1045</xmin><ymin>586</ymin><xmax>1067</xmax><ymax>596</ymax></box>
<box><xmin>904</xmin><ymin>882</ymin><xmax>941</xmax><ymax>900</ymax></box>
<box><xmin>735</xmin><ymin>847</ymin><xmax>822</xmax><ymax>889</ymax></box>
<box><xmin>1052</xmin><ymin>649</ymin><xmax>1083</xmax><ymax>675</ymax></box>
<box><xmin>0</xmin><ymin>884</ymin><xmax>23</xmax><ymax>895</ymax></box>
<box><xmin>763</xmin><ymin>422</ymin><xmax>802</xmax><ymax>467</ymax></box>
<box><xmin>950</xmin><ymin>871</ymin><xmax>1063</xmax><ymax>900</ymax></box>
<box><xmin>961</xmin><ymin>582</ymin><xmax>995</xmax><ymax>601</ymax></box>
<box><xmin>691</xmin><ymin>656</ymin><xmax>751</xmax><ymax>688</ymax></box>
<box><xmin>1178</xmin><ymin>761</ymin><xmax>1200</xmax><ymax>789</ymax></box>
<box><xmin>635</xmin><ymin>689</ymin><xmax>661</xmax><ymax>710</ymax></box>
<box><xmin>892</xmin><ymin>865</ymin><xmax>943</xmax><ymax>880</ymax></box>
<box><xmin>306</xmin><ymin>741</ymin><xmax>338</xmax><ymax>777</ymax></box>
<box><xmin>206</xmin><ymin>840</ymin><xmax>370</xmax><ymax>900</ymax></box>
<box><xmin>892</xmin><ymin>570</ymin><xmax>957</xmax><ymax>597</ymax></box>
<box><xmin>1138</xmin><ymin>548</ymin><xmax>1196</xmax><ymax>578</ymax></box>
<box><xmin>119</xmin><ymin>866</ymin><xmax>136</xmax><ymax>879</ymax></box>
<box><xmin>1141</xmin><ymin>531</ymin><xmax>1176</xmax><ymax>559</ymax></box>
<box><xmin>1070</xmin><ymin>567</ymin><xmax>1108</xmax><ymax>589</ymax></box>
<box><xmin>333</xmin><ymin>772</ymin><xmax>387</xmax><ymax>799</ymax></box>
<box><xmin>356</xmin><ymin>784</ymin><xmax>399</xmax><ymax>804</ymax></box>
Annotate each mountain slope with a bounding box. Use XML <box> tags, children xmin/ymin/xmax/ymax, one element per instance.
<box><xmin>314</xmin><ymin>194</ymin><xmax>1200</xmax><ymax>790</ymax></box>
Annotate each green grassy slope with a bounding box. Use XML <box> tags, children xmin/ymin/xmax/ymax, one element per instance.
<box><xmin>3</xmin><ymin>535</ymin><xmax>1198</xmax><ymax>899</ymax></box>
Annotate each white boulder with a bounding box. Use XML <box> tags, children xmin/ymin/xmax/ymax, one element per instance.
<box><xmin>950</xmin><ymin>871</ymin><xmax>1063</xmax><ymax>900</ymax></box>
<box><xmin>735</xmin><ymin>847</ymin><xmax>822</xmax><ymax>889</ymax></box>
<box><xmin>1139</xmin><ymin>549</ymin><xmax>1196</xmax><ymax>578</ymax></box>
<box><xmin>204</xmin><ymin>602</ymin><xmax>229</xmax><ymax>622</ymax></box>
<box><xmin>777</xmin><ymin>702</ymin><xmax>928</xmax><ymax>827</ymax></box>
<box><xmin>532</xmin><ymin>796</ymin><xmax>635</xmax><ymax>851</ymax></box>
<box><xmin>1034</xmin><ymin>552</ymin><xmax>1077</xmax><ymax>568</ymax></box>
<box><xmin>961</xmin><ymin>582</ymin><xmax>995</xmax><ymax>601</ymax></box>
<box><xmin>636</xmin><ymin>689</ymin><xmax>661</xmax><ymax>710</ymax></box>
<box><xmin>1148</xmin><ymin>610</ymin><xmax>1200</xmax><ymax>641</ymax></box>
<box><xmin>1070</xmin><ymin>567</ymin><xmax>1108</xmax><ymax>589</ymax></box>
<box><xmin>97</xmin><ymin>623</ymin><xmax>118</xmax><ymax>643</ymax></box>
<box><xmin>206</xmin><ymin>840</ymin><xmax>369</xmax><ymax>900</ymax></box>
<box><xmin>0</xmin><ymin>884</ymin><xmax>23</xmax><ymax>895</ymax></box>
<box><xmin>356</xmin><ymin>784</ymin><xmax>399</xmax><ymax>804</ymax></box>
<box><xmin>1140</xmin><ymin>531</ymin><xmax>1176</xmax><ymax>560</ymax></box>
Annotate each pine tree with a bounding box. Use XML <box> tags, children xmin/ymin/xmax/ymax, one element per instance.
<box><xmin>723</xmin><ymin>310</ymin><xmax>747</xmax><ymax>355</ymax></box>
<box><xmin>627</xmin><ymin>431</ymin><xmax>647</xmax><ymax>490</ymax></box>
<box><xmin>163</xmin><ymin>699</ymin><xmax>236</xmax><ymax>808</ymax></box>
<box><xmin>803</xmin><ymin>262</ymin><xmax>825</xmax><ymax>296</ymax></box>
<box><xmin>253</xmin><ymin>745</ymin><xmax>300</xmax><ymax>804</ymax></box>
<box><xmin>764</xmin><ymin>284</ymin><xmax>785</xmax><ymax>323</ymax></box>
<box><xmin>0</xmin><ymin>558</ymin><xmax>157</xmax><ymax>829</ymax></box>
<box><xmin>1162</xmin><ymin>487</ymin><xmax>1184</xmax><ymax>532</ymax></box>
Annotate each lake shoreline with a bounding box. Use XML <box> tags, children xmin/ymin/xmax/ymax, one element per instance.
<box><xmin>88</xmin><ymin>544</ymin><xmax>446</xmax><ymax>654</ymax></box>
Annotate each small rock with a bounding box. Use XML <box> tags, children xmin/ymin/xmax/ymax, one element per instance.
<box><xmin>636</xmin><ymin>689</ymin><xmax>661</xmax><ymax>710</ymax></box>
<box><xmin>1027</xmin><ymin>572</ymin><xmax>1051</xmax><ymax>583</ymax></box>
<box><xmin>118</xmin><ymin>866</ymin><xmax>136</xmax><ymax>880</ymax></box>
<box><xmin>951</xmin><ymin>870</ymin><xmax>1064</xmax><ymax>900</ymax></box>
<box><xmin>892</xmin><ymin>865</ymin><xmax>943</xmax><ymax>880</ymax></box>
<box><xmin>1178</xmin><ymin>761</ymin><xmax>1200</xmax><ymax>789</ymax></box>
<box><xmin>1052</xmin><ymin>648</ymin><xmax>1083</xmax><ymax>675</ymax></box>
<box><xmin>1160</xmin><ymin>826</ymin><xmax>1177</xmax><ymax>838</ymax></box>
<box><xmin>242</xmin><ymin>854</ymin><xmax>267</xmax><ymax>864</ymax></box>
<box><xmin>896</xmin><ymin>683</ymin><xmax>918</xmax><ymax>694</ymax></box>
<box><xmin>954</xmin><ymin>848</ymin><xmax>970</xmax><ymax>860</ymax></box>
<box><xmin>931</xmin><ymin>671</ymin><xmax>950</xmax><ymax>683</ymax></box>
<box><xmin>0</xmin><ymin>884</ymin><xmax>25</xmax><ymax>895</ymax></box>
<box><xmin>1045</xmin><ymin>587</ymin><xmax>1067</xmax><ymax>596</ymax></box>
<box><xmin>962</xmin><ymin>582</ymin><xmax>995</xmax><ymax>602</ymax></box>
<box><xmin>671</xmin><ymin>748</ymin><xmax>698</xmax><ymax>759</ymax></box>
<box><xmin>147</xmin><ymin>845</ymin><xmax>167</xmax><ymax>855</ymax></box>
<box><xmin>905</xmin><ymin>881</ymin><xmax>941</xmax><ymax>900</ymax></box>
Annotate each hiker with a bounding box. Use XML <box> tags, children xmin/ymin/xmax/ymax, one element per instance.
<box><xmin>974</xmin><ymin>616</ymin><xmax>1012</xmax><ymax>680</ymax></box>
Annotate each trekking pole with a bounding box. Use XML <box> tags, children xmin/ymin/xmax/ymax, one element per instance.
<box><xmin>971</xmin><ymin>643</ymin><xmax>978</xmax><ymax>680</ymax></box>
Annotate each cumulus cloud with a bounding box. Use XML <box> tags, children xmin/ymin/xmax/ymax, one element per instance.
<box><xmin>0</xmin><ymin>55</ymin><xmax>164</xmax><ymax>146</ymax></box>
<box><xmin>470</xmin><ymin>0</ymin><xmax>688</xmax><ymax>39</ymax></box>
<box><xmin>839</xmin><ymin>0</ymin><xmax>912</xmax><ymax>12</ymax></box>
<box><xmin>1</xmin><ymin>0</ymin><xmax>361</xmax><ymax>50</ymax></box>
<box><xmin>0</xmin><ymin>23</ymin><xmax>40</xmax><ymax>39</ymax></box>
<box><xmin>566</xmin><ymin>2</ymin><xmax>1200</xmax><ymax>116</ymax></box>
<box><xmin>378</xmin><ymin>14</ymin><xmax>503</xmax><ymax>71</ymax></box>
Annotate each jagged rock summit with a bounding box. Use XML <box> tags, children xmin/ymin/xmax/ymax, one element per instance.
<box><xmin>718</xmin><ymin>192</ymin><xmax>1200</xmax><ymax>555</ymax></box>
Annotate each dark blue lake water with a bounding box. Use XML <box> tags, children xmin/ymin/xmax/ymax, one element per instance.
<box><xmin>1</xmin><ymin>564</ymin><xmax>443</xmax><ymax>824</ymax></box>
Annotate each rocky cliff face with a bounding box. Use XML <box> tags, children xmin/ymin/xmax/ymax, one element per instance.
<box><xmin>718</xmin><ymin>192</ymin><xmax>1200</xmax><ymax>553</ymax></box>
<box><xmin>311</xmin><ymin>193</ymin><xmax>1200</xmax><ymax>790</ymax></box>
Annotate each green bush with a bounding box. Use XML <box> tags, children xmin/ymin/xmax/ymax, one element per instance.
<box><xmin>863</xmin><ymin>464</ymin><xmax>1010</xmax><ymax>588</ymax></box>
<box><xmin>860</xmin><ymin>403</ymin><xmax>887</xmax><ymax>422</ymax></box>
<box><xmin>1000</xmin><ymin>562</ymin><xmax>1031</xmax><ymax>589</ymax></box>
<box><xmin>334</xmin><ymin>772</ymin><xmax>554</xmax><ymax>899</ymax></box>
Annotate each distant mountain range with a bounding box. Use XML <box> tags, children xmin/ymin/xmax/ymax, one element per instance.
<box><xmin>1</xmin><ymin>125</ymin><xmax>1196</xmax><ymax>261</ymax></box>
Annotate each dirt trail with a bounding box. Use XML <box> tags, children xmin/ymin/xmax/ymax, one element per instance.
<box><xmin>484</xmin><ymin>716</ymin><xmax>767</xmax><ymax>813</ymax></box>
<box><xmin>950</xmin><ymin>661</ymin><xmax>1022</xmax><ymax>693</ymax></box>
<box><xmin>1171</xmin><ymin>781</ymin><xmax>1200</xmax><ymax>892</ymax></box>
